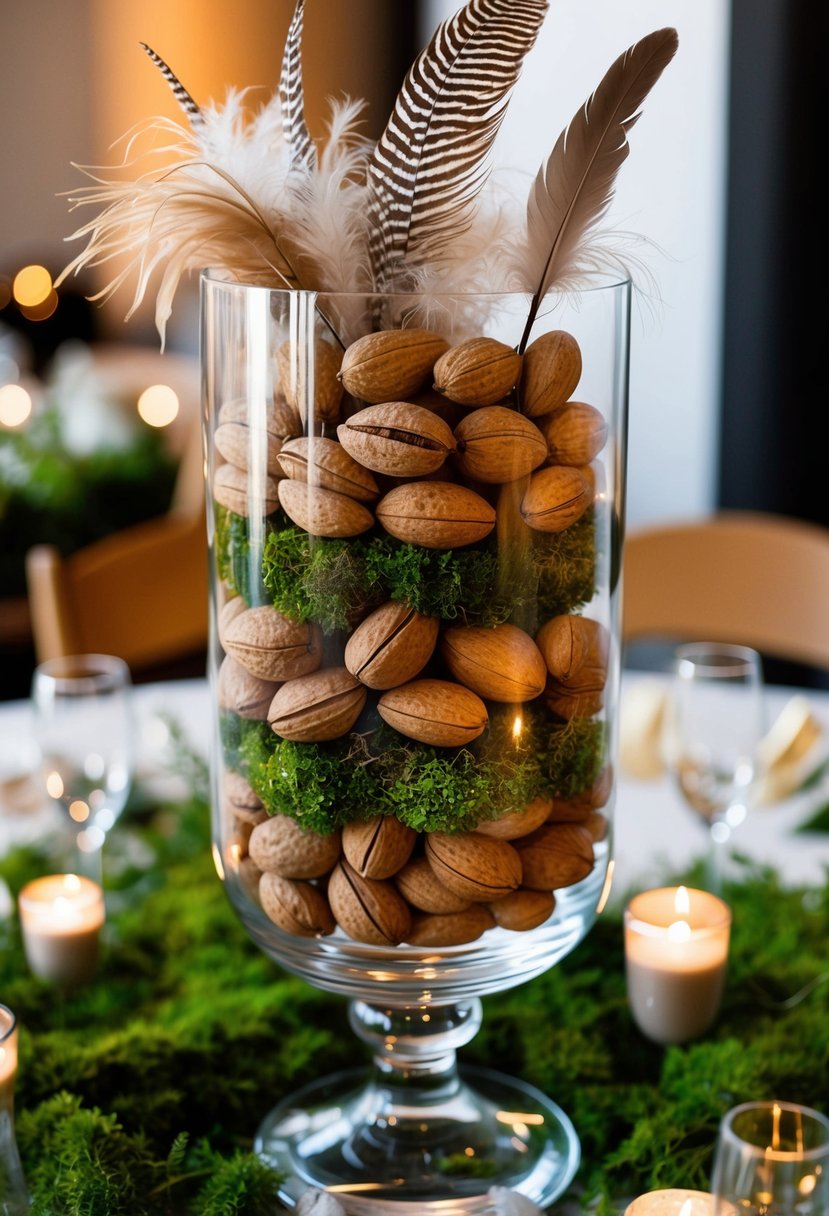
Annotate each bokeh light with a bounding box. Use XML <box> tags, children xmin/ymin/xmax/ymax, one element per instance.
<box><xmin>19</xmin><ymin>289</ymin><xmax>59</xmax><ymax>322</ymax></box>
<box><xmin>0</xmin><ymin>383</ymin><xmax>33</xmax><ymax>428</ymax></box>
<box><xmin>137</xmin><ymin>383</ymin><xmax>179</xmax><ymax>427</ymax></box>
<box><xmin>13</xmin><ymin>264</ymin><xmax>53</xmax><ymax>308</ymax></box>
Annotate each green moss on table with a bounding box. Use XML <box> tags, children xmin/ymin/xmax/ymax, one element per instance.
<box><xmin>2</xmin><ymin>791</ymin><xmax>827</xmax><ymax>1214</ymax></box>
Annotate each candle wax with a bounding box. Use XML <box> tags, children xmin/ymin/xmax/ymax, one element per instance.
<box><xmin>18</xmin><ymin>873</ymin><xmax>105</xmax><ymax>986</ymax></box>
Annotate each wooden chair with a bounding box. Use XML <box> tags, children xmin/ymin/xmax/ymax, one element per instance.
<box><xmin>621</xmin><ymin>510</ymin><xmax>829</xmax><ymax>671</ymax></box>
<box><xmin>25</xmin><ymin>506</ymin><xmax>208</xmax><ymax>678</ymax></box>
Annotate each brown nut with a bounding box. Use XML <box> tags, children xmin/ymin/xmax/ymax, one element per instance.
<box><xmin>259</xmin><ymin>872</ymin><xmax>336</xmax><ymax>937</ymax></box>
<box><xmin>344</xmin><ymin>601</ymin><xmax>439</xmax><ymax>690</ymax></box>
<box><xmin>342</xmin><ymin>816</ymin><xmax>418</xmax><ymax>880</ymax></box>
<box><xmin>277</xmin><ymin>436</ymin><xmax>379</xmax><ymax>502</ymax></box>
<box><xmin>519</xmin><ymin>330</ymin><xmax>582</xmax><ymax>418</ymax></box>
<box><xmin>584</xmin><ymin>811</ymin><xmax>609</xmax><ymax>843</ymax></box>
<box><xmin>378</xmin><ymin>679</ymin><xmax>488</xmax><ymax>747</ymax></box>
<box><xmin>543</xmin><ymin>402</ymin><xmax>608</xmax><ymax>466</ymax></box>
<box><xmin>221</xmin><ymin>769</ymin><xmax>264</xmax><ymax>824</ymax></box>
<box><xmin>337</xmin><ymin>402</ymin><xmax>456</xmax><ymax>477</ymax></box>
<box><xmin>268</xmin><ymin>667</ymin><xmax>367</xmax><ymax>742</ymax></box>
<box><xmin>376</xmin><ymin>481</ymin><xmax>496</xmax><ymax>549</ymax></box>
<box><xmin>214</xmin><ymin>396</ymin><xmax>298</xmax><ymax>475</ymax></box>
<box><xmin>489</xmin><ymin>888</ymin><xmax>556</xmax><ymax>931</ymax></box>
<box><xmin>425</xmin><ymin>831</ymin><xmax>522</xmax><ymax>901</ymax></box>
<box><xmin>433</xmin><ymin>337</ymin><xmax>522</xmax><ymax>407</ymax></box>
<box><xmin>217</xmin><ymin>595</ymin><xmax>246</xmax><ymax>648</ymax></box>
<box><xmin>217</xmin><ymin>655</ymin><xmax>281</xmax><ymax>721</ymax></box>
<box><xmin>394</xmin><ymin>856</ymin><xmax>472</xmax><ymax>914</ymax></box>
<box><xmin>441</xmin><ymin>623</ymin><xmax>547</xmax><ymax>703</ymax></box>
<box><xmin>520</xmin><ymin>466</ymin><xmax>591</xmax><ymax>533</ymax></box>
<box><xmin>248</xmin><ymin>814</ymin><xmax>342</xmax><ymax>878</ymax></box>
<box><xmin>453</xmin><ymin>406</ymin><xmax>547</xmax><ymax>483</ymax></box>
<box><xmin>328</xmin><ymin>859</ymin><xmax>413</xmax><ymax>945</ymax></box>
<box><xmin>535</xmin><ymin>615</ymin><xmax>610</xmax><ymax>690</ymax></box>
<box><xmin>278</xmin><ymin>480</ymin><xmax>374</xmax><ymax>538</ymax></box>
<box><xmin>474</xmin><ymin>796</ymin><xmax>553</xmax><ymax>840</ymax></box>
<box><xmin>406</xmin><ymin>905</ymin><xmax>496</xmax><ymax>946</ymax></box>
<box><xmin>338</xmin><ymin>329</ymin><xmax>449</xmax><ymax>403</ymax></box>
<box><xmin>544</xmin><ymin>682</ymin><xmax>605</xmax><ymax>720</ymax></box>
<box><xmin>224</xmin><ymin>606</ymin><xmax>323</xmax><ymax>681</ymax></box>
<box><xmin>275</xmin><ymin>336</ymin><xmax>344</xmax><ymax>425</ymax></box>
<box><xmin>213</xmin><ymin>463</ymin><xmax>281</xmax><ymax>517</ymax></box>
<box><xmin>514</xmin><ymin>823</ymin><xmax>595</xmax><ymax>890</ymax></box>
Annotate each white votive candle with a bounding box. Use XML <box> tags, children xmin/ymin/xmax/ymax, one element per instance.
<box><xmin>0</xmin><ymin>1004</ymin><xmax>18</xmax><ymax>1113</ymax></box>
<box><xmin>624</xmin><ymin>886</ymin><xmax>731</xmax><ymax>1045</ymax></box>
<box><xmin>18</xmin><ymin>873</ymin><xmax>105</xmax><ymax>986</ymax></box>
<box><xmin>625</xmin><ymin>1189</ymin><xmax>714</xmax><ymax>1215</ymax></box>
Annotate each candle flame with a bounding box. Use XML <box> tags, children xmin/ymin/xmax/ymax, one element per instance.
<box><xmin>678</xmin><ymin>1203</ymin><xmax>693</xmax><ymax>1216</ymax></box>
<box><xmin>667</xmin><ymin>919</ymin><xmax>692</xmax><ymax>942</ymax></box>
<box><xmin>63</xmin><ymin>874</ymin><xmax>81</xmax><ymax>894</ymax></box>
<box><xmin>512</xmin><ymin>714</ymin><xmax>523</xmax><ymax>741</ymax></box>
<box><xmin>674</xmin><ymin>885</ymin><xmax>691</xmax><ymax>916</ymax></box>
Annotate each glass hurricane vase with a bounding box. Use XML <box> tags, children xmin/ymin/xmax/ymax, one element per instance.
<box><xmin>202</xmin><ymin>272</ymin><xmax>630</xmax><ymax>1212</ymax></box>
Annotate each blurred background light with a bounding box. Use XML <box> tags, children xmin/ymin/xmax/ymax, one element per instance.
<box><xmin>0</xmin><ymin>383</ymin><xmax>32</xmax><ymax>428</ymax></box>
<box><xmin>137</xmin><ymin>383</ymin><xmax>179</xmax><ymax>428</ymax></box>
<box><xmin>13</xmin><ymin>264</ymin><xmax>53</xmax><ymax>308</ymax></box>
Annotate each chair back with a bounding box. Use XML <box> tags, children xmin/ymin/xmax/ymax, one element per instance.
<box><xmin>622</xmin><ymin>511</ymin><xmax>829</xmax><ymax>672</ymax></box>
<box><xmin>26</xmin><ymin>511</ymin><xmax>208</xmax><ymax>676</ymax></box>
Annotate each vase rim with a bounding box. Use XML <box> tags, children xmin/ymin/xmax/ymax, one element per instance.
<box><xmin>199</xmin><ymin>266</ymin><xmax>632</xmax><ymax>298</ymax></box>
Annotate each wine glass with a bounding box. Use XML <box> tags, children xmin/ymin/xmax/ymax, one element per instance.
<box><xmin>665</xmin><ymin>642</ymin><xmax>765</xmax><ymax>891</ymax></box>
<box><xmin>30</xmin><ymin>654</ymin><xmax>134</xmax><ymax>881</ymax></box>
<box><xmin>711</xmin><ymin>1100</ymin><xmax>829</xmax><ymax>1214</ymax></box>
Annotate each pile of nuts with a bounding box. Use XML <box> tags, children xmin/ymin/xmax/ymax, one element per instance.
<box><xmin>213</xmin><ymin>323</ymin><xmax>613</xmax><ymax>946</ymax></box>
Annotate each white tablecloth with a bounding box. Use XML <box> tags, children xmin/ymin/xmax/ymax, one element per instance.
<box><xmin>3</xmin><ymin>673</ymin><xmax>829</xmax><ymax>905</ymax></box>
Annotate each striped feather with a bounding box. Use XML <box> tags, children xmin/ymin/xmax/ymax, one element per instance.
<box><xmin>140</xmin><ymin>43</ymin><xmax>201</xmax><ymax>123</ymax></box>
<box><xmin>366</xmin><ymin>0</ymin><xmax>549</xmax><ymax>290</ymax></box>
<box><xmin>279</xmin><ymin>0</ymin><xmax>315</xmax><ymax>168</ymax></box>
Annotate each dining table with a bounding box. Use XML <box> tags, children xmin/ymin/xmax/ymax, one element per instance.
<box><xmin>1</xmin><ymin>667</ymin><xmax>828</xmax><ymax>1214</ymax></box>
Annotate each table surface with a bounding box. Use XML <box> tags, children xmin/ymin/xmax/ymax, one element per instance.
<box><xmin>2</xmin><ymin>669</ymin><xmax>829</xmax><ymax>903</ymax></box>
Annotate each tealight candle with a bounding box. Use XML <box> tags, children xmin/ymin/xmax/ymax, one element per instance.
<box><xmin>624</xmin><ymin>885</ymin><xmax>731</xmax><ymax>1045</ymax></box>
<box><xmin>0</xmin><ymin>1004</ymin><xmax>17</xmax><ymax>1113</ymax></box>
<box><xmin>625</xmin><ymin>1189</ymin><xmax>714</xmax><ymax>1215</ymax></box>
<box><xmin>18</xmin><ymin>873</ymin><xmax>105</xmax><ymax>986</ymax></box>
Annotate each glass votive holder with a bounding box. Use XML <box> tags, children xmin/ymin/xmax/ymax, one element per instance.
<box><xmin>711</xmin><ymin>1100</ymin><xmax>829</xmax><ymax>1215</ymax></box>
<box><xmin>624</xmin><ymin>885</ymin><xmax>731</xmax><ymax>1045</ymax></box>
<box><xmin>0</xmin><ymin>1004</ymin><xmax>30</xmax><ymax>1214</ymax></box>
<box><xmin>18</xmin><ymin>873</ymin><xmax>106</xmax><ymax>986</ymax></box>
<box><xmin>625</xmin><ymin>1189</ymin><xmax>714</xmax><ymax>1215</ymax></box>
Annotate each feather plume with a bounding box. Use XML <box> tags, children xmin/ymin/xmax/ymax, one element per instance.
<box><xmin>366</xmin><ymin>0</ymin><xmax>549</xmax><ymax>291</ymax></box>
<box><xmin>140</xmin><ymin>43</ymin><xmax>201</xmax><ymax>123</ymax></box>
<box><xmin>55</xmin><ymin>91</ymin><xmax>307</xmax><ymax>346</ymax></box>
<box><xmin>516</xmin><ymin>26</ymin><xmax>678</xmax><ymax>349</ymax></box>
<box><xmin>279</xmin><ymin>0</ymin><xmax>316</xmax><ymax>169</ymax></box>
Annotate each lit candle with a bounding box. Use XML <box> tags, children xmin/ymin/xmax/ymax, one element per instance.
<box><xmin>625</xmin><ymin>1190</ymin><xmax>714</xmax><ymax>1215</ymax></box>
<box><xmin>18</xmin><ymin>873</ymin><xmax>105</xmax><ymax>986</ymax></box>
<box><xmin>0</xmin><ymin>1004</ymin><xmax>17</xmax><ymax>1113</ymax></box>
<box><xmin>624</xmin><ymin>885</ymin><xmax>731</xmax><ymax>1045</ymax></box>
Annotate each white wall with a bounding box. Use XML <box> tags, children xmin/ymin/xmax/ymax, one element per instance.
<box><xmin>420</xmin><ymin>1</ymin><xmax>731</xmax><ymax>527</ymax></box>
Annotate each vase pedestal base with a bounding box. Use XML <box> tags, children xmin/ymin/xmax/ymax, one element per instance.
<box><xmin>254</xmin><ymin>1063</ymin><xmax>580</xmax><ymax>1214</ymax></box>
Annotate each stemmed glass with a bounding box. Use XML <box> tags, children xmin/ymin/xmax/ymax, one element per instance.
<box><xmin>30</xmin><ymin>654</ymin><xmax>134</xmax><ymax>882</ymax></box>
<box><xmin>665</xmin><ymin>642</ymin><xmax>765</xmax><ymax>891</ymax></box>
<box><xmin>711</xmin><ymin>1100</ymin><xmax>829</xmax><ymax>1214</ymax></box>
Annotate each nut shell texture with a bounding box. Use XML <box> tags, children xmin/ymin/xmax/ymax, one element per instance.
<box><xmin>520</xmin><ymin>330</ymin><xmax>582</xmax><ymax>418</ymax></box>
<box><xmin>441</xmin><ymin>623</ymin><xmax>547</xmax><ymax>703</ymax></box>
<box><xmin>342</xmin><ymin>816</ymin><xmax>417</xmax><ymax>879</ymax></box>
<box><xmin>520</xmin><ymin>466</ymin><xmax>591</xmax><ymax>533</ymax></box>
<box><xmin>376</xmin><ymin>481</ymin><xmax>496</xmax><ymax>549</ymax></box>
<box><xmin>268</xmin><ymin>667</ymin><xmax>367</xmax><ymax>742</ymax></box>
<box><xmin>433</xmin><ymin>336</ymin><xmax>522</xmax><ymax>406</ymax></box>
<box><xmin>339</xmin><ymin>329</ymin><xmax>449</xmax><ymax>403</ymax></box>
<box><xmin>425</xmin><ymin>832</ymin><xmax>522</xmax><ymax>901</ymax></box>
<box><xmin>514</xmin><ymin>822</ymin><xmax>595</xmax><ymax>890</ymax></box>
<box><xmin>278</xmin><ymin>480</ymin><xmax>374</xmax><ymax>538</ymax></box>
<box><xmin>259</xmin><ymin>872</ymin><xmax>336</xmax><ymax>937</ymax></box>
<box><xmin>328</xmin><ymin>860</ymin><xmax>412</xmax><ymax>945</ymax></box>
<box><xmin>453</xmin><ymin>406</ymin><xmax>547</xmax><ymax>483</ymax></box>
<box><xmin>344</xmin><ymin>601</ymin><xmax>439</xmax><ymax>689</ymax></box>
<box><xmin>224</xmin><ymin>606</ymin><xmax>322</xmax><ymax>681</ymax></box>
<box><xmin>378</xmin><ymin>679</ymin><xmax>488</xmax><ymax>747</ymax></box>
<box><xmin>543</xmin><ymin>402</ymin><xmax>608</xmax><ymax>466</ymax></box>
<box><xmin>277</xmin><ymin>436</ymin><xmax>379</xmax><ymax>502</ymax></box>
<box><xmin>337</xmin><ymin>402</ymin><xmax>456</xmax><ymax>477</ymax></box>
<box><xmin>249</xmin><ymin>814</ymin><xmax>342</xmax><ymax>878</ymax></box>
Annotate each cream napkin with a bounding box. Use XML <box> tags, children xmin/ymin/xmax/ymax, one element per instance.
<box><xmin>618</xmin><ymin>681</ymin><xmax>826</xmax><ymax>804</ymax></box>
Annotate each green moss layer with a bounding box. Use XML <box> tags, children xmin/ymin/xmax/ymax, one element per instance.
<box><xmin>2</xmin><ymin>780</ymin><xmax>827</xmax><ymax>1214</ymax></box>
<box><xmin>239</xmin><ymin>708</ymin><xmax>605</xmax><ymax>834</ymax></box>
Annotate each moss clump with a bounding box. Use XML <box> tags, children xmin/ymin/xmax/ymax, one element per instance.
<box><xmin>239</xmin><ymin>706</ymin><xmax>605</xmax><ymax>834</ymax></box>
<box><xmin>214</xmin><ymin>506</ymin><xmax>256</xmax><ymax>603</ymax></box>
<box><xmin>261</xmin><ymin>516</ymin><xmax>597</xmax><ymax>630</ymax></box>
